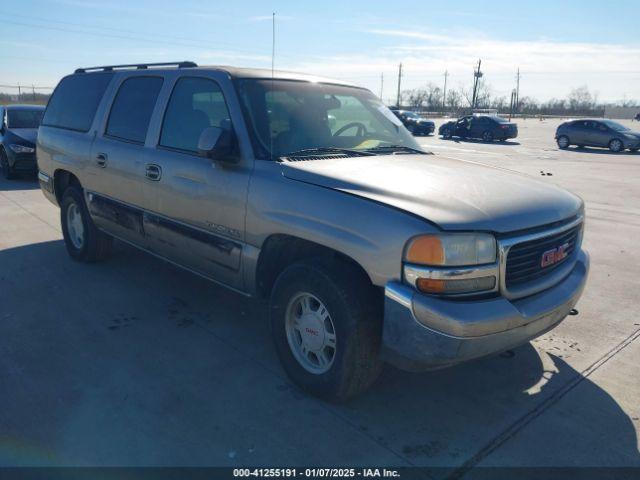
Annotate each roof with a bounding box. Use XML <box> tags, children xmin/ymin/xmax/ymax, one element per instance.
<box><xmin>200</xmin><ymin>65</ymin><xmax>359</xmax><ymax>87</ymax></box>
<box><xmin>3</xmin><ymin>104</ymin><xmax>46</xmax><ymax>110</ymax></box>
<box><xmin>71</xmin><ymin>61</ymin><xmax>360</xmax><ymax>88</ymax></box>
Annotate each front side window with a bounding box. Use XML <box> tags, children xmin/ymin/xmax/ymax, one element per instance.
<box><xmin>160</xmin><ymin>77</ymin><xmax>231</xmax><ymax>153</ymax></box>
<box><xmin>7</xmin><ymin>109</ymin><xmax>44</xmax><ymax>129</ymax></box>
<box><xmin>601</xmin><ymin>120</ymin><xmax>630</xmax><ymax>132</ymax></box>
<box><xmin>236</xmin><ymin>79</ymin><xmax>419</xmax><ymax>159</ymax></box>
<box><xmin>106</xmin><ymin>76</ymin><xmax>163</xmax><ymax>144</ymax></box>
<box><xmin>42</xmin><ymin>73</ymin><xmax>113</xmax><ymax>132</ymax></box>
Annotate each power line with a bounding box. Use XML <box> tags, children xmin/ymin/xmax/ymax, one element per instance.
<box><xmin>0</xmin><ymin>84</ymin><xmax>54</xmax><ymax>90</ymax></box>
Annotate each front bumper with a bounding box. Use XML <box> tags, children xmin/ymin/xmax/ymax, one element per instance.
<box><xmin>7</xmin><ymin>149</ymin><xmax>37</xmax><ymax>172</ymax></box>
<box><xmin>412</xmin><ymin>123</ymin><xmax>435</xmax><ymax>135</ymax></box>
<box><xmin>382</xmin><ymin>250</ymin><xmax>589</xmax><ymax>371</ymax></box>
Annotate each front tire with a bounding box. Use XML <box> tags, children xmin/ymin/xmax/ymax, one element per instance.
<box><xmin>442</xmin><ymin>128</ymin><xmax>452</xmax><ymax>139</ymax></box>
<box><xmin>609</xmin><ymin>139</ymin><xmax>623</xmax><ymax>153</ymax></box>
<box><xmin>60</xmin><ymin>186</ymin><xmax>113</xmax><ymax>262</ymax></box>
<box><xmin>0</xmin><ymin>149</ymin><xmax>16</xmax><ymax>180</ymax></box>
<box><xmin>557</xmin><ymin>135</ymin><xmax>570</xmax><ymax>149</ymax></box>
<box><xmin>270</xmin><ymin>258</ymin><xmax>382</xmax><ymax>402</ymax></box>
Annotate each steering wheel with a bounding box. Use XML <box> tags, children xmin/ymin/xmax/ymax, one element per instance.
<box><xmin>333</xmin><ymin>122</ymin><xmax>368</xmax><ymax>137</ymax></box>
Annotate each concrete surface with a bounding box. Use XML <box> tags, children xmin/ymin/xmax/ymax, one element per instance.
<box><xmin>0</xmin><ymin>118</ymin><xmax>639</xmax><ymax>475</ymax></box>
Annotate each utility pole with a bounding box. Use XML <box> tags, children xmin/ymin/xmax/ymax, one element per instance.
<box><xmin>396</xmin><ymin>62</ymin><xmax>403</xmax><ymax>108</ymax></box>
<box><xmin>380</xmin><ymin>72</ymin><xmax>384</xmax><ymax>101</ymax></box>
<box><xmin>471</xmin><ymin>59</ymin><xmax>482</xmax><ymax>111</ymax></box>
<box><xmin>515</xmin><ymin>67</ymin><xmax>521</xmax><ymax>113</ymax></box>
<box><xmin>32</xmin><ymin>85</ymin><xmax>36</xmax><ymax>101</ymax></box>
<box><xmin>442</xmin><ymin>70</ymin><xmax>448</xmax><ymax>114</ymax></box>
<box><xmin>17</xmin><ymin>83</ymin><xmax>21</xmax><ymax>100</ymax></box>
<box><xmin>509</xmin><ymin>89</ymin><xmax>516</xmax><ymax>121</ymax></box>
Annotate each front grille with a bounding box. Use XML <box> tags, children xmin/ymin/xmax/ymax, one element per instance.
<box><xmin>505</xmin><ymin>223</ymin><xmax>582</xmax><ymax>287</ymax></box>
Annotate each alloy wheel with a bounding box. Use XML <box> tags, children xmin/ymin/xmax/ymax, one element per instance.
<box><xmin>66</xmin><ymin>202</ymin><xmax>85</xmax><ymax>249</ymax></box>
<box><xmin>285</xmin><ymin>292</ymin><xmax>337</xmax><ymax>374</ymax></box>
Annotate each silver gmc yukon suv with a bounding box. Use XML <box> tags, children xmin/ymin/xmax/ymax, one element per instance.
<box><xmin>37</xmin><ymin>62</ymin><xmax>589</xmax><ymax>401</ymax></box>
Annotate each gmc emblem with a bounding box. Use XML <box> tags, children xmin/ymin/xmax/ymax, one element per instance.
<box><xmin>541</xmin><ymin>243</ymin><xmax>570</xmax><ymax>268</ymax></box>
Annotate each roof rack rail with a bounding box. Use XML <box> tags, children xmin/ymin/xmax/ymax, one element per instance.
<box><xmin>74</xmin><ymin>61</ymin><xmax>197</xmax><ymax>74</ymax></box>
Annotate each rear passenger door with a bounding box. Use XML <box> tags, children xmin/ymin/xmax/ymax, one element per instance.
<box><xmin>143</xmin><ymin>73</ymin><xmax>251</xmax><ymax>290</ymax></box>
<box><xmin>87</xmin><ymin>74</ymin><xmax>164</xmax><ymax>246</ymax></box>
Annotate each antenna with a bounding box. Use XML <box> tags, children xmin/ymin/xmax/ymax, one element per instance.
<box><xmin>270</xmin><ymin>12</ymin><xmax>276</xmax><ymax>161</ymax></box>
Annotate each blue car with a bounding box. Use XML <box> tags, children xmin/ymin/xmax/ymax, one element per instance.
<box><xmin>0</xmin><ymin>104</ymin><xmax>45</xmax><ymax>179</ymax></box>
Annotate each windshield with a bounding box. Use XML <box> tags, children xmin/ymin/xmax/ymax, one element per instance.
<box><xmin>236</xmin><ymin>79</ymin><xmax>421</xmax><ymax>159</ymax></box>
<box><xmin>403</xmin><ymin>111</ymin><xmax>421</xmax><ymax>119</ymax></box>
<box><xmin>601</xmin><ymin>120</ymin><xmax>630</xmax><ymax>132</ymax></box>
<box><xmin>7</xmin><ymin>108</ymin><xmax>44</xmax><ymax>129</ymax></box>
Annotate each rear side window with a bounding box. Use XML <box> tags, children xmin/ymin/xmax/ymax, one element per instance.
<box><xmin>160</xmin><ymin>77</ymin><xmax>231</xmax><ymax>153</ymax></box>
<box><xmin>106</xmin><ymin>76</ymin><xmax>163</xmax><ymax>144</ymax></box>
<box><xmin>42</xmin><ymin>73</ymin><xmax>113</xmax><ymax>132</ymax></box>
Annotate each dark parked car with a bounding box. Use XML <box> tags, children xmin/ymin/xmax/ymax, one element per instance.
<box><xmin>390</xmin><ymin>109</ymin><xmax>435</xmax><ymax>135</ymax></box>
<box><xmin>439</xmin><ymin>115</ymin><xmax>518</xmax><ymax>142</ymax></box>
<box><xmin>0</xmin><ymin>104</ymin><xmax>45</xmax><ymax>179</ymax></box>
<box><xmin>555</xmin><ymin>119</ymin><xmax>640</xmax><ymax>153</ymax></box>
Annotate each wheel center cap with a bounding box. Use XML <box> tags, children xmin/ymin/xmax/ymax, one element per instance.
<box><xmin>299</xmin><ymin>313</ymin><xmax>325</xmax><ymax>351</ymax></box>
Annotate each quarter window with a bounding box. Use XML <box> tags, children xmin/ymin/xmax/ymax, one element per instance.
<box><xmin>42</xmin><ymin>73</ymin><xmax>113</xmax><ymax>132</ymax></box>
<box><xmin>160</xmin><ymin>77</ymin><xmax>231</xmax><ymax>153</ymax></box>
<box><xmin>106</xmin><ymin>76</ymin><xmax>163</xmax><ymax>144</ymax></box>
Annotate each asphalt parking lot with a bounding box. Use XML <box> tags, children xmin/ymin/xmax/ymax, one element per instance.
<box><xmin>1</xmin><ymin>118</ymin><xmax>639</xmax><ymax>475</ymax></box>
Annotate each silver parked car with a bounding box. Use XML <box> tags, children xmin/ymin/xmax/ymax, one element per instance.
<box><xmin>37</xmin><ymin>62</ymin><xmax>589</xmax><ymax>401</ymax></box>
<box><xmin>555</xmin><ymin>118</ymin><xmax>640</xmax><ymax>152</ymax></box>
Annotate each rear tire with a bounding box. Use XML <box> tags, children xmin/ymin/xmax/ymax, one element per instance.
<box><xmin>60</xmin><ymin>186</ymin><xmax>113</xmax><ymax>262</ymax></box>
<box><xmin>442</xmin><ymin>128</ymin><xmax>452</xmax><ymax>139</ymax></box>
<box><xmin>609</xmin><ymin>139</ymin><xmax>623</xmax><ymax>153</ymax></box>
<box><xmin>270</xmin><ymin>258</ymin><xmax>382</xmax><ymax>402</ymax></box>
<box><xmin>630</xmin><ymin>148</ymin><xmax>639</xmax><ymax>153</ymax></box>
<box><xmin>0</xmin><ymin>149</ymin><xmax>16</xmax><ymax>180</ymax></box>
<box><xmin>557</xmin><ymin>135</ymin><xmax>570</xmax><ymax>149</ymax></box>
<box><xmin>482</xmin><ymin>131</ymin><xmax>494</xmax><ymax>142</ymax></box>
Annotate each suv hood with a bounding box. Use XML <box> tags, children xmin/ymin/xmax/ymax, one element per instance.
<box><xmin>281</xmin><ymin>154</ymin><xmax>582</xmax><ymax>233</ymax></box>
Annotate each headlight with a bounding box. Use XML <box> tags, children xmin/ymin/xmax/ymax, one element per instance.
<box><xmin>404</xmin><ymin>233</ymin><xmax>498</xmax><ymax>295</ymax></box>
<box><xmin>405</xmin><ymin>233</ymin><xmax>496</xmax><ymax>266</ymax></box>
<box><xmin>9</xmin><ymin>144</ymin><xmax>35</xmax><ymax>154</ymax></box>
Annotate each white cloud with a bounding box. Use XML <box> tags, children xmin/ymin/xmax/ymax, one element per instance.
<box><xmin>281</xmin><ymin>28</ymin><xmax>640</xmax><ymax>102</ymax></box>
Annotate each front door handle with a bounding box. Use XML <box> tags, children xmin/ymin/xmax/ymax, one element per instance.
<box><xmin>96</xmin><ymin>153</ymin><xmax>108</xmax><ymax>168</ymax></box>
<box><xmin>145</xmin><ymin>163</ymin><xmax>162</xmax><ymax>181</ymax></box>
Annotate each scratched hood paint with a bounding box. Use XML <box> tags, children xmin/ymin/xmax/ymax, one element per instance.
<box><xmin>281</xmin><ymin>154</ymin><xmax>583</xmax><ymax>233</ymax></box>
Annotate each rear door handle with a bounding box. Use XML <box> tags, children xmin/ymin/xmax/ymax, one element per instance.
<box><xmin>96</xmin><ymin>153</ymin><xmax>108</xmax><ymax>168</ymax></box>
<box><xmin>145</xmin><ymin>163</ymin><xmax>162</xmax><ymax>181</ymax></box>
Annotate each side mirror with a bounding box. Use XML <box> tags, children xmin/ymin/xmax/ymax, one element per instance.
<box><xmin>197</xmin><ymin>126</ymin><xmax>238</xmax><ymax>163</ymax></box>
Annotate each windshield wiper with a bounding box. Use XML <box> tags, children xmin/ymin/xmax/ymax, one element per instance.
<box><xmin>278</xmin><ymin>147</ymin><xmax>374</xmax><ymax>161</ymax></box>
<box><xmin>364</xmin><ymin>145</ymin><xmax>430</xmax><ymax>155</ymax></box>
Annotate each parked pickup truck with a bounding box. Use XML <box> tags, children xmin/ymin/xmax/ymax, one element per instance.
<box><xmin>37</xmin><ymin>62</ymin><xmax>589</xmax><ymax>401</ymax></box>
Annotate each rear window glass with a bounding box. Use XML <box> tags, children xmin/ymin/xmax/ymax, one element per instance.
<box><xmin>106</xmin><ymin>76</ymin><xmax>163</xmax><ymax>143</ymax></box>
<box><xmin>42</xmin><ymin>73</ymin><xmax>113</xmax><ymax>132</ymax></box>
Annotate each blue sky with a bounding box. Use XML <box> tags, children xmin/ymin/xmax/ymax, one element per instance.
<box><xmin>1</xmin><ymin>0</ymin><xmax>639</xmax><ymax>102</ymax></box>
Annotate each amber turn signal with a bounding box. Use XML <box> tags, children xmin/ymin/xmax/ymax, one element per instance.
<box><xmin>405</xmin><ymin>235</ymin><xmax>444</xmax><ymax>265</ymax></box>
